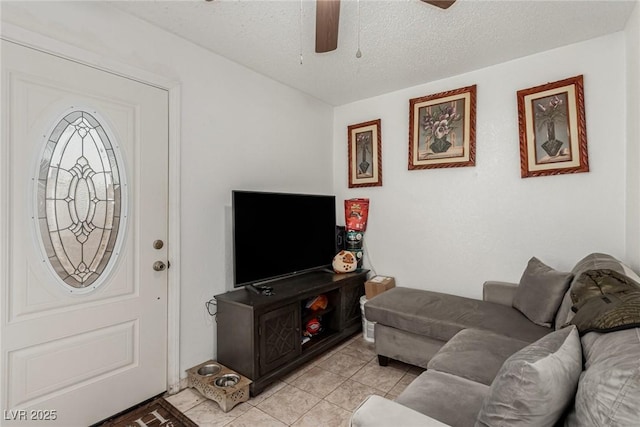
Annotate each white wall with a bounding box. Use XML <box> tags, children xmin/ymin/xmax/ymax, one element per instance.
<box><xmin>333</xmin><ymin>33</ymin><xmax>628</xmax><ymax>299</ymax></box>
<box><xmin>1</xmin><ymin>2</ymin><xmax>334</xmax><ymax>382</ymax></box>
<box><xmin>625</xmin><ymin>2</ymin><xmax>640</xmax><ymax>269</ymax></box>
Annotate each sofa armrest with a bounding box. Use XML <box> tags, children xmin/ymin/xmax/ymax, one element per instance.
<box><xmin>350</xmin><ymin>395</ymin><xmax>451</xmax><ymax>427</ymax></box>
<box><xmin>482</xmin><ymin>281</ymin><xmax>518</xmax><ymax>306</ymax></box>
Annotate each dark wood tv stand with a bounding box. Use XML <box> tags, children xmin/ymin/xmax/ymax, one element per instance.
<box><xmin>214</xmin><ymin>269</ymin><xmax>368</xmax><ymax>395</ymax></box>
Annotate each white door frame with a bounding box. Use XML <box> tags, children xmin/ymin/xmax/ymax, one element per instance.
<box><xmin>0</xmin><ymin>22</ymin><xmax>182</xmax><ymax>395</ymax></box>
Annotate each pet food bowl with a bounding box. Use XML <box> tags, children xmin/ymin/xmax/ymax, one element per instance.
<box><xmin>197</xmin><ymin>363</ymin><xmax>221</xmax><ymax>377</ymax></box>
<box><xmin>214</xmin><ymin>374</ymin><xmax>240</xmax><ymax>388</ymax></box>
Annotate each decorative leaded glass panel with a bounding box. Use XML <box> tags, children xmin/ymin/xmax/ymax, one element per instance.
<box><xmin>36</xmin><ymin>111</ymin><xmax>124</xmax><ymax>290</ymax></box>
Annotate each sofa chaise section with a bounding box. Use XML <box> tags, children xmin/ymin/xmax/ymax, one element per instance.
<box><xmin>364</xmin><ymin>284</ymin><xmax>550</xmax><ymax>368</ymax></box>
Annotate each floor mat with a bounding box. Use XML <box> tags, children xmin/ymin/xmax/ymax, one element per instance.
<box><xmin>97</xmin><ymin>397</ymin><xmax>197</xmax><ymax>427</ymax></box>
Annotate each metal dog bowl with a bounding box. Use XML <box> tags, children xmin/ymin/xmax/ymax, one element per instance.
<box><xmin>214</xmin><ymin>373</ymin><xmax>240</xmax><ymax>388</ymax></box>
<box><xmin>197</xmin><ymin>363</ymin><xmax>221</xmax><ymax>377</ymax></box>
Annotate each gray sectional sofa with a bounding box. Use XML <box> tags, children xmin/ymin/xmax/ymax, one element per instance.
<box><xmin>351</xmin><ymin>253</ymin><xmax>640</xmax><ymax>426</ymax></box>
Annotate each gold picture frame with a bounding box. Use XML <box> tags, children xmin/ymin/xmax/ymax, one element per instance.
<box><xmin>409</xmin><ymin>85</ymin><xmax>476</xmax><ymax>170</ymax></box>
<box><xmin>517</xmin><ymin>75</ymin><xmax>589</xmax><ymax>178</ymax></box>
<box><xmin>348</xmin><ymin>119</ymin><xmax>382</xmax><ymax>188</ymax></box>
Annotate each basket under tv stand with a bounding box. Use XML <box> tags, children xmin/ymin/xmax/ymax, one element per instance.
<box><xmin>214</xmin><ymin>269</ymin><xmax>368</xmax><ymax>395</ymax></box>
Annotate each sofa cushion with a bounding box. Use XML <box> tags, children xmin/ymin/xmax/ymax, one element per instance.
<box><xmin>512</xmin><ymin>257</ymin><xmax>573</xmax><ymax>327</ymax></box>
<box><xmin>475</xmin><ymin>325</ymin><xmax>582</xmax><ymax>427</ymax></box>
<box><xmin>565</xmin><ymin>328</ymin><xmax>640</xmax><ymax>426</ymax></box>
<box><xmin>365</xmin><ymin>287</ymin><xmax>550</xmax><ymax>344</ymax></box>
<box><xmin>428</xmin><ymin>329</ymin><xmax>529</xmax><ymax>386</ymax></box>
<box><xmin>396</xmin><ymin>370</ymin><xmax>489</xmax><ymax>427</ymax></box>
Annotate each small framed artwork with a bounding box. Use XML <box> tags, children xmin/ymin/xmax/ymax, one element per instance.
<box><xmin>348</xmin><ymin>119</ymin><xmax>382</xmax><ymax>188</ymax></box>
<box><xmin>409</xmin><ymin>85</ymin><xmax>476</xmax><ymax>170</ymax></box>
<box><xmin>517</xmin><ymin>75</ymin><xmax>589</xmax><ymax>178</ymax></box>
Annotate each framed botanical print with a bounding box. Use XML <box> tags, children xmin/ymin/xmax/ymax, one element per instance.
<box><xmin>517</xmin><ymin>75</ymin><xmax>589</xmax><ymax>178</ymax></box>
<box><xmin>348</xmin><ymin>119</ymin><xmax>382</xmax><ymax>188</ymax></box>
<box><xmin>409</xmin><ymin>85</ymin><xmax>476</xmax><ymax>170</ymax></box>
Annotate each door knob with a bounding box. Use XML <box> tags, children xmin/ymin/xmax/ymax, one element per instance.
<box><xmin>153</xmin><ymin>261</ymin><xmax>166</xmax><ymax>271</ymax></box>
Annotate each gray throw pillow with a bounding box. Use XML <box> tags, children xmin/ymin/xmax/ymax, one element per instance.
<box><xmin>513</xmin><ymin>257</ymin><xmax>573</xmax><ymax>327</ymax></box>
<box><xmin>565</xmin><ymin>328</ymin><xmax>640</xmax><ymax>425</ymax></box>
<box><xmin>475</xmin><ymin>325</ymin><xmax>582</xmax><ymax>427</ymax></box>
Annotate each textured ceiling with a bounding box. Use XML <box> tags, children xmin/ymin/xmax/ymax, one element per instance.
<box><xmin>109</xmin><ymin>0</ymin><xmax>637</xmax><ymax>106</ymax></box>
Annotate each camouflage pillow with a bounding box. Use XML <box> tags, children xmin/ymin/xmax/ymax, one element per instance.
<box><xmin>569</xmin><ymin>269</ymin><xmax>640</xmax><ymax>334</ymax></box>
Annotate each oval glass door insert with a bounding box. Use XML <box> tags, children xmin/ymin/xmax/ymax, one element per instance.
<box><xmin>36</xmin><ymin>110</ymin><xmax>126</xmax><ymax>291</ymax></box>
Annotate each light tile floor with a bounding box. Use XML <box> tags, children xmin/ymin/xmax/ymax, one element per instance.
<box><xmin>165</xmin><ymin>334</ymin><xmax>424</xmax><ymax>427</ymax></box>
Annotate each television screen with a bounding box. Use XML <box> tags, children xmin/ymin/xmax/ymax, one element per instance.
<box><xmin>232</xmin><ymin>190</ymin><xmax>337</xmax><ymax>287</ymax></box>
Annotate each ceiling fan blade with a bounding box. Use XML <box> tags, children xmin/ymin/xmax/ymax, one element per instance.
<box><xmin>420</xmin><ymin>0</ymin><xmax>456</xmax><ymax>9</ymax></box>
<box><xmin>315</xmin><ymin>0</ymin><xmax>340</xmax><ymax>53</ymax></box>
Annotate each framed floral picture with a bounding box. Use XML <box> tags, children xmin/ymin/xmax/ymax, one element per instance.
<box><xmin>409</xmin><ymin>85</ymin><xmax>476</xmax><ymax>170</ymax></box>
<box><xmin>517</xmin><ymin>75</ymin><xmax>589</xmax><ymax>178</ymax></box>
<box><xmin>348</xmin><ymin>119</ymin><xmax>382</xmax><ymax>188</ymax></box>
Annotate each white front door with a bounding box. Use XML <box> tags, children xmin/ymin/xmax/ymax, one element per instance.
<box><xmin>1</xmin><ymin>40</ymin><xmax>169</xmax><ymax>426</ymax></box>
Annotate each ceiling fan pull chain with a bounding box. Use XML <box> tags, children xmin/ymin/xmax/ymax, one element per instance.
<box><xmin>299</xmin><ymin>0</ymin><xmax>304</xmax><ymax>64</ymax></box>
<box><xmin>356</xmin><ymin>0</ymin><xmax>362</xmax><ymax>58</ymax></box>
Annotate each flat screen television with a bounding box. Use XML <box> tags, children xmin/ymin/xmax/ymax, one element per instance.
<box><xmin>232</xmin><ymin>190</ymin><xmax>337</xmax><ymax>287</ymax></box>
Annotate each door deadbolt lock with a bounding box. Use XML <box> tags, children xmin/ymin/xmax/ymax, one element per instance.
<box><xmin>153</xmin><ymin>240</ymin><xmax>164</xmax><ymax>250</ymax></box>
<box><xmin>153</xmin><ymin>261</ymin><xmax>167</xmax><ymax>271</ymax></box>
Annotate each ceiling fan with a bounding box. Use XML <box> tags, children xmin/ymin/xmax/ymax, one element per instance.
<box><xmin>315</xmin><ymin>0</ymin><xmax>456</xmax><ymax>53</ymax></box>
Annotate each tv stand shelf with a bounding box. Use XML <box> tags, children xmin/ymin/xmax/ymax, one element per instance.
<box><xmin>215</xmin><ymin>269</ymin><xmax>368</xmax><ymax>395</ymax></box>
